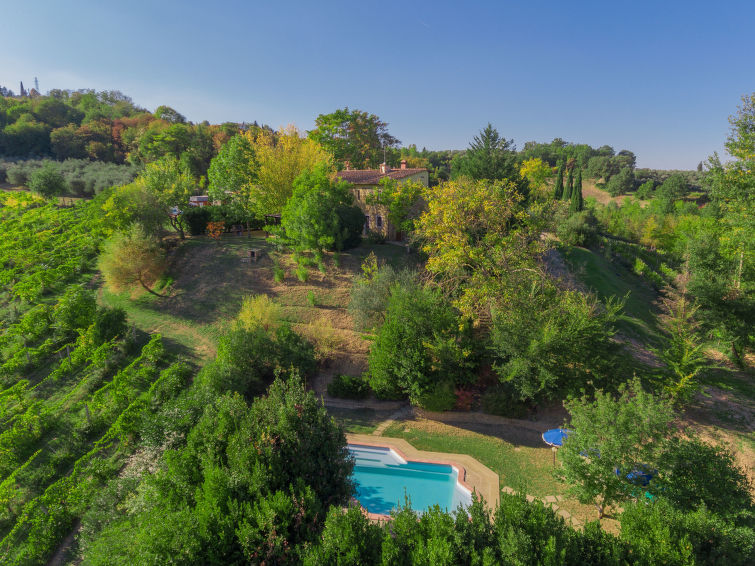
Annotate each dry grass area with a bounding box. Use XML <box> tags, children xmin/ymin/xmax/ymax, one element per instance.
<box><xmin>107</xmin><ymin>232</ymin><xmax>413</xmax><ymax>379</ymax></box>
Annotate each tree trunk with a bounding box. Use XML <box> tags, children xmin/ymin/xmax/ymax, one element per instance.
<box><xmin>138</xmin><ymin>278</ymin><xmax>164</xmax><ymax>297</ymax></box>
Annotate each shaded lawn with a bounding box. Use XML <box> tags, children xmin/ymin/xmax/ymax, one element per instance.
<box><xmin>327</xmin><ymin>407</ymin><xmax>386</xmax><ymax>435</ymax></box>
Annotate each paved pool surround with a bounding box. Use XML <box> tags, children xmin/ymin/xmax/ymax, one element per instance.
<box><xmin>346</xmin><ymin>434</ymin><xmax>500</xmax><ymax>520</ymax></box>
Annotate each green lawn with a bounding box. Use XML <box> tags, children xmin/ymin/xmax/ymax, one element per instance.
<box><xmin>381</xmin><ymin>421</ymin><xmax>567</xmax><ymax>498</ymax></box>
<box><xmin>561</xmin><ymin>246</ymin><xmax>660</xmax><ymax>344</ymax></box>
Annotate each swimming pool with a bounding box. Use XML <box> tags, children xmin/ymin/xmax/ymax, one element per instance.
<box><xmin>348</xmin><ymin>443</ymin><xmax>472</xmax><ymax>516</ymax></box>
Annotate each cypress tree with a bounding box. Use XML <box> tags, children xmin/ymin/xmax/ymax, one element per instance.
<box><xmin>553</xmin><ymin>163</ymin><xmax>564</xmax><ymax>199</ymax></box>
<box><xmin>563</xmin><ymin>166</ymin><xmax>574</xmax><ymax>200</ymax></box>
<box><xmin>570</xmin><ymin>168</ymin><xmax>584</xmax><ymax>212</ymax></box>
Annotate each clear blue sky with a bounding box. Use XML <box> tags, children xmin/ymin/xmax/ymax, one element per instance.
<box><xmin>1</xmin><ymin>0</ymin><xmax>752</xmax><ymax>169</ymax></box>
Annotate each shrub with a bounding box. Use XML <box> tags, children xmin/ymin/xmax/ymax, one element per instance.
<box><xmin>368</xmin><ymin>283</ymin><xmax>474</xmax><ymax>404</ymax></box>
<box><xmin>481</xmin><ymin>383</ymin><xmax>530</xmax><ymax>418</ymax></box>
<box><xmin>237</xmin><ymin>294</ymin><xmax>282</xmax><ymax>332</ymax></box>
<box><xmin>556</xmin><ymin>209</ymin><xmax>598</xmax><ymax>247</ymax></box>
<box><xmin>327</xmin><ymin>374</ymin><xmax>371</xmax><ymax>399</ymax></box>
<box><xmin>273</xmin><ymin>263</ymin><xmax>285</xmax><ymax>283</ymax></box>
<box><xmin>364</xmin><ymin>230</ymin><xmax>386</xmax><ymax>245</ymax></box>
<box><xmin>295</xmin><ymin>265</ymin><xmax>309</xmax><ymax>282</ymax></box>
<box><xmin>348</xmin><ymin>261</ymin><xmax>417</xmax><ymax>331</ymax></box>
<box><xmin>28</xmin><ymin>162</ymin><xmax>68</xmax><ymax>198</ymax></box>
<box><xmin>453</xmin><ymin>388</ymin><xmax>475</xmax><ymax>411</ymax></box>
<box><xmin>415</xmin><ymin>380</ymin><xmax>456</xmax><ymax>411</ymax></box>
<box><xmin>302</xmin><ymin>318</ymin><xmax>345</xmax><ymax>364</ymax></box>
<box><xmin>182</xmin><ymin>206</ymin><xmax>212</xmax><ymax>235</ymax></box>
<box><xmin>306</xmin><ymin>290</ymin><xmax>317</xmax><ymax>307</ymax></box>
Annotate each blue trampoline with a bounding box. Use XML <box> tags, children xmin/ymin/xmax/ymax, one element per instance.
<box><xmin>542</xmin><ymin>428</ymin><xmax>572</xmax><ymax>447</ymax></box>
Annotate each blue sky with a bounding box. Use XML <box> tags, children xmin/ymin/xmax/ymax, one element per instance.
<box><xmin>1</xmin><ymin>0</ymin><xmax>752</xmax><ymax>168</ymax></box>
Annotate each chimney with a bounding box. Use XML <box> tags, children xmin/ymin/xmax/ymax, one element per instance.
<box><xmin>400</xmin><ymin>159</ymin><xmax>407</xmax><ymax>170</ymax></box>
<box><xmin>380</xmin><ymin>162</ymin><xmax>390</xmax><ymax>174</ymax></box>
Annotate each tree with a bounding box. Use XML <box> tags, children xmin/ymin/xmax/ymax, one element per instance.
<box><xmin>569</xmin><ymin>168</ymin><xmax>584</xmax><ymax>212</ymax></box>
<box><xmin>207</xmin><ymin>132</ymin><xmax>258</xmax><ymax>224</ymax></box>
<box><xmin>101</xmin><ymin>182</ymin><xmax>165</xmax><ymax>237</ymax></box>
<box><xmin>654</xmin><ymin>173</ymin><xmax>688</xmax><ymax>213</ymax></box>
<box><xmin>348</xmin><ymin>256</ymin><xmax>417</xmax><ymax>331</ymax></box>
<box><xmin>563</xmin><ymin>165</ymin><xmax>574</xmax><ymax>201</ymax></box>
<box><xmin>558</xmin><ymin>380</ymin><xmax>675</xmax><ymax>518</ymax></box>
<box><xmin>98</xmin><ymin>223</ymin><xmax>167</xmax><ymax>296</ymax></box>
<box><xmin>280</xmin><ymin>165</ymin><xmax>362</xmax><ymax>253</ymax></box>
<box><xmin>605</xmin><ymin>167</ymin><xmax>634</xmax><ymax>196</ymax></box>
<box><xmin>27</xmin><ymin>162</ymin><xmax>68</xmax><ymax>199</ymax></box>
<box><xmin>138</xmin><ymin>156</ymin><xmax>194</xmax><ymax>239</ymax></box>
<box><xmin>308</xmin><ymin>108</ymin><xmax>400</xmax><ymax>169</ymax></box>
<box><xmin>415</xmin><ymin>177</ymin><xmax>545</xmax><ymax>321</ymax></box>
<box><xmin>553</xmin><ymin>162</ymin><xmax>565</xmax><ymax>199</ymax></box>
<box><xmin>154</xmin><ymin>105</ymin><xmax>186</xmax><ymax>123</ymax></box>
<box><xmin>655</xmin><ymin>437</ymin><xmax>754</xmax><ymax>522</ymax></box>
<box><xmin>491</xmin><ymin>289</ymin><xmax>624</xmax><ymax>402</ymax></box>
<box><xmin>519</xmin><ymin>157</ymin><xmax>553</xmax><ymax>199</ymax></box>
<box><xmin>368</xmin><ymin>283</ymin><xmax>474</xmax><ymax>405</ymax></box>
<box><xmin>451</xmin><ymin>124</ymin><xmax>527</xmax><ymax>194</ymax></box>
<box><xmin>651</xmin><ymin>281</ymin><xmax>707</xmax><ymax>405</ymax></box>
<box><xmin>365</xmin><ymin>177</ymin><xmax>424</xmax><ymax>234</ymax></box>
<box><xmin>250</xmin><ymin>125</ymin><xmax>333</xmax><ymax>217</ymax></box>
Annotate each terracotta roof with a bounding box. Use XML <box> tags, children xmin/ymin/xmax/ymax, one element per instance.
<box><xmin>336</xmin><ymin>168</ymin><xmax>427</xmax><ymax>185</ymax></box>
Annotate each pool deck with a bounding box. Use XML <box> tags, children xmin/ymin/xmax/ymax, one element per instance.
<box><xmin>346</xmin><ymin>433</ymin><xmax>500</xmax><ymax>512</ymax></box>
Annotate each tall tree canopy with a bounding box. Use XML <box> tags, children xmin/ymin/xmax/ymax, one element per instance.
<box><xmin>451</xmin><ymin>124</ymin><xmax>528</xmax><ymax>195</ymax></box>
<box><xmin>308</xmin><ymin>108</ymin><xmax>399</xmax><ymax>169</ymax></box>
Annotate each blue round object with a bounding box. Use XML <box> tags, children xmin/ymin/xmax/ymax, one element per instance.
<box><xmin>542</xmin><ymin>428</ymin><xmax>571</xmax><ymax>447</ymax></box>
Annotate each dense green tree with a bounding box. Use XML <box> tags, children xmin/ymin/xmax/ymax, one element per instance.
<box><xmin>620</xmin><ymin>499</ymin><xmax>754</xmax><ymax>566</ymax></box>
<box><xmin>563</xmin><ymin>165</ymin><xmax>574</xmax><ymax>200</ymax></box>
<box><xmin>569</xmin><ymin>168</ymin><xmax>584</xmax><ymax>212</ymax></box>
<box><xmin>605</xmin><ymin>167</ymin><xmax>634</xmax><ymax>196</ymax></box>
<box><xmin>348</xmin><ymin>255</ymin><xmax>417</xmax><ymax>331</ymax></box>
<box><xmin>308</xmin><ymin>107</ymin><xmax>400</xmax><ymax>169</ymax></box>
<box><xmin>558</xmin><ymin>380</ymin><xmax>675</xmax><ymax>518</ymax></box>
<box><xmin>27</xmin><ymin>161</ymin><xmax>68</xmax><ymax>198</ymax></box>
<box><xmin>207</xmin><ymin>132</ymin><xmax>258</xmax><ymax>224</ymax></box>
<box><xmin>491</xmin><ymin>288</ymin><xmax>624</xmax><ymax>402</ymax></box>
<box><xmin>368</xmin><ymin>283</ymin><xmax>474</xmax><ymax>404</ymax></box>
<box><xmin>138</xmin><ymin>156</ymin><xmax>194</xmax><ymax>239</ymax></box>
<box><xmin>280</xmin><ymin>165</ymin><xmax>362</xmax><ymax>253</ymax></box>
<box><xmin>553</xmin><ymin>161</ymin><xmax>565</xmax><ymax>199</ymax></box>
<box><xmin>451</xmin><ymin>124</ymin><xmax>527</xmax><ymax>195</ymax></box>
<box><xmin>153</xmin><ymin>105</ymin><xmax>186</xmax><ymax>123</ymax></box>
<box><xmin>655</xmin><ymin>437</ymin><xmax>753</xmax><ymax>522</ymax></box>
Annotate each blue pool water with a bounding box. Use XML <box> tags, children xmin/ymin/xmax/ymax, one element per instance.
<box><xmin>348</xmin><ymin>444</ymin><xmax>472</xmax><ymax>515</ymax></box>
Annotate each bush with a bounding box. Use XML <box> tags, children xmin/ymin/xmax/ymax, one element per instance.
<box><xmin>327</xmin><ymin>374</ymin><xmax>372</xmax><ymax>399</ymax></box>
<box><xmin>182</xmin><ymin>206</ymin><xmax>212</xmax><ymax>235</ymax></box>
<box><xmin>295</xmin><ymin>265</ymin><xmax>309</xmax><ymax>282</ymax></box>
<box><xmin>364</xmin><ymin>230</ymin><xmax>386</xmax><ymax>245</ymax></box>
<box><xmin>416</xmin><ymin>380</ymin><xmax>456</xmax><ymax>411</ymax></box>
<box><xmin>556</xmin><ymin>209</ymin><xmax>599</xmax><ymax>247</ymax></box>
<box><xmin>236</xmin><ymin>294</ymin><xmax>282</xmax><ymax>332</ymax></box>
<box><xmin>368</xmin><ymin>283</ymin><xmax>475</xmax><ymax>404</ymax></box>
<box><xmin>348</xmin><ymin>259</ymin><xmax>417</xmax><ymax>332</ymax></box>
<box><xmin>273</xmin><ymin>263</ymin><xmax>285</xmax><ymax>283</ymax></box>
<box><xmin>481</xmin><ymin>383</ymin><xmax>530</xmax><ymax>418</ymax></box>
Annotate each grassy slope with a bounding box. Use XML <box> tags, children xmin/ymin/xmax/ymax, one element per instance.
<box><xmin>560</xmin><ymin>245</ymin><xmax>661</xmax><ymax>344</ymax></box>
<box><xmin>101</xmin><ymin>232</ymin><xmax>414</xmax><ymax>373</ymax></box>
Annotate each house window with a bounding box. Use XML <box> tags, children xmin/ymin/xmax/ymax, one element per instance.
<box><xmin>376</xmin><ymin>215</ymin><xmax>383</xmax><ymax>228</ymax></box>
<box><xmin>355</xmin><ymin>190</ymin><xmax>360</xmax><ymax>200</ymax></box>
<box><xmin>364</xmin><ymin>215</ymin><xmax>370</xmax><ymax>230</ymax></box>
